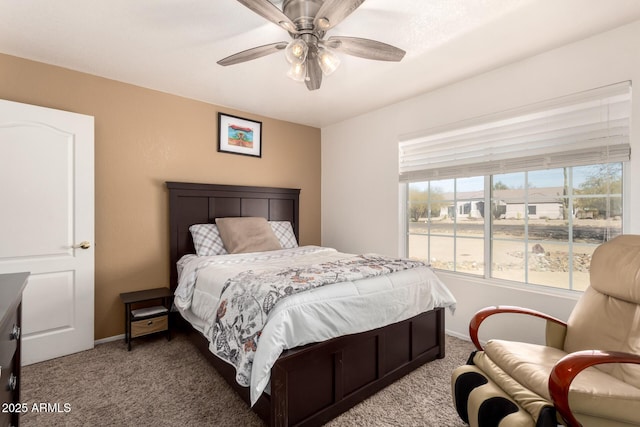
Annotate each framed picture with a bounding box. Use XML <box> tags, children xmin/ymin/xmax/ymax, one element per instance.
<box><xmin>217</xmin><ymin>112</ymin><xmax>262</xmax><ymax>158</ymax></box>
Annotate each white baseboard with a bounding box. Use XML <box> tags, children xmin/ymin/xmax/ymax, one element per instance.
<box><xmin>445</xmin><ymin>329</ymin><xmax>471</xmax><ymax>342</ymax></box>
<box><xmin>95</xmin><ymin>334</ymin><xmax>124</xmax><ymax>345</ymax></box>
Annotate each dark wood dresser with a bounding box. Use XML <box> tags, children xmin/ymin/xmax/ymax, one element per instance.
<box><xmin>0</xmin><ymin>272</ymin><xmax>29</xmax><ymax>427</ymax></box>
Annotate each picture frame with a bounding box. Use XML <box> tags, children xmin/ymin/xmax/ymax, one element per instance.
<box><xmin>217</xmin><ymin>112</ymin><xmax>262</xmax><ymax>158</ymax></box>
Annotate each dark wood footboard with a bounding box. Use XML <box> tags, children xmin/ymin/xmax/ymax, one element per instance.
<box><xmin>181</xmin><ymin>307</ymin><xmax>445</xmax><ymax>427</ymax></box>
<box><xmin>269</xmin><ymin>307</ymin><xmax>445</xmax><ymax>426</ymax></box>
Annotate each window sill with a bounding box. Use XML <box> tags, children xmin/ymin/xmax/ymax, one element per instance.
<box><xmin>433</xmin><ymin>269</ymin><xmax>583</xmax><ymax>301</ymax></box>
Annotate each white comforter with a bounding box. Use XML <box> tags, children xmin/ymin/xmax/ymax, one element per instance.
<box><xmin>173</xmin><ymin>246</ymin><xmax>456</xmax><ymax>405</ymax></box>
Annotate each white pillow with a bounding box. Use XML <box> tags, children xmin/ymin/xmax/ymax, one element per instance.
<box><xmin>269</xmin><ymin>221</ymin><xmax>298</xmax><ymax>249</ymax></box>
<box><xmin>189</xmin><ymin>223</ymin><xmax>228</xmax><ymax>256</ymax></box>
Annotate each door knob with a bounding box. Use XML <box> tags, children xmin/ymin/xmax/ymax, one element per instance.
<box><xmin>73</xmin><ymin>241</ymin><xmax>91</xmax><ymax>249</ymax></box>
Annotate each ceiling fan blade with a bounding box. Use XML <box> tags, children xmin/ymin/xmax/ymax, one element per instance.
<box><xmin>313</xmin><ymin>0</ymin><xmax>366</xmax><ymax>31</ymax></box>
<box><xmin>325</xmin><ymin>36</ymin><xmax>406</xmax><ymax>62</ymax></box>
<box><xmin>236</xmin><ymin>0</ymin><xmax>298</xmax><ymax>33</ymax></box>
<box><xmin>305</xmin><ymin>54</ymin><xmax>323</xmax><ymax>91</ymax></box>
<box><xmin>217</xmin><ymin>42</ymin><xmax>288</xmax><ymax>66</ymax></box>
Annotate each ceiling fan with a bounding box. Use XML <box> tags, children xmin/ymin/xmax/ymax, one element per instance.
<box><xmin>217</xmin><ymin>0</ymin><xmax>406</xmax><ymax>91</ymax></box>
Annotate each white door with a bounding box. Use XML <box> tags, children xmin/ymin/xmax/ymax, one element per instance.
<box><xmin>0</xmin><ymin>99</ymin><xmax>94</xmax><ymax>365</ymax></box>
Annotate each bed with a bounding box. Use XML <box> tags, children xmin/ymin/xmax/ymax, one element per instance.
<box><xmin>166</xmin><ymin>181</ymin><xmax>455</xmax><ymax>427</ymax></box>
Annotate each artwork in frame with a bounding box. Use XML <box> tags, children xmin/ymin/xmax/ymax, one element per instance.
<box><xmin>218</xmin><ymin>112</ymin><xmax>262</xmax><ymax>158</ymax></box>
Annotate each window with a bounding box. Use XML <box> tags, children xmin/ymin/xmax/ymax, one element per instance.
<box><xmin>408</xmin><ymin>177</ymin><xmax>485</xmax><ymax>275</ymax></box>
<box><xmin>407</xmin><ymin>163</ymin><xmax>623</xmax><ymax>291</ymax></box>
<box><xmin>401</xmin><ymin>83</ymin><xmax>630</xmax><ymax>291</ymax></box>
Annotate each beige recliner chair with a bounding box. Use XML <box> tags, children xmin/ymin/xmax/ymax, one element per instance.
<box><xmin>451</xmin><ymin>235</ymin><xmax>640</xmax><ymax>427</ymax></box>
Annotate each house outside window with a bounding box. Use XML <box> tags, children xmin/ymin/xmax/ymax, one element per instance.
<box><xmin>400</xmin><ymin>82</ymin><xmax>630</xmax><ymax>292</ymax></box>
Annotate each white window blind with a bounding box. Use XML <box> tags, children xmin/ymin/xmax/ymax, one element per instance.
<box><xmin>399</xmin><ymin>82</ymin><xmax>631</xmax><ymax>182</ymax></box>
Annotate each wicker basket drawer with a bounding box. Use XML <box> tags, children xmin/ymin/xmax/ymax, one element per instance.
<box><xmin>131</xmin><ymin>315</ymin><xmax>168</xmax><ymax>338</ymax></box>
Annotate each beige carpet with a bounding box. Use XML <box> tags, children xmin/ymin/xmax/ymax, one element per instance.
<box><xmin>20</xmin><ymin>332</ymin><xmax>474</xmax><ymax>426</ymax></box>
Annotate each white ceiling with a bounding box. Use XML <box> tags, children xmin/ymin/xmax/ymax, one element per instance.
<box><xmin>2</xmin><ymin>0</ymin><xmax>640</xmax><ymax>128</ymax></box>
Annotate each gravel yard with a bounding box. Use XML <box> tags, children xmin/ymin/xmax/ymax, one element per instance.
<box><xmin>408</xmin><ymin>218</ymin><xmax>619</xmax><ymax>291</ymax></box>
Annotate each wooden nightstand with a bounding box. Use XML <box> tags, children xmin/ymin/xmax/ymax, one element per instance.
<box><xmin>120</xmin><ymin>287</ymin><xmax>172</xmax><ymax>351</ymax></box>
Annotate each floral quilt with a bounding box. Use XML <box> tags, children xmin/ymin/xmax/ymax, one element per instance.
<box><xmin>209</xmin><ymin>254</ymin><xmax>425</xmax><ymax>386</ymax></box>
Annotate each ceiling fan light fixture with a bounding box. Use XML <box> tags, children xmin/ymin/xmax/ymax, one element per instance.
<box><xmin>220</xmin><ymin>0</ymin><xmax>406</xmax><ymax>91</ymax></box>
<box><xmin>317</xmin><ymin>46</ymin><xmax>340</xmax><ymax>76</ymax></box>
<box><xmin>285</xmin><ymin>39</ymin><xmax>308</xmax><ymax>64</ymax></box>
<box><xmin>316</xmin><ymin>17</ymin><xmax>330</xmax><ymax>30</ymax></box>
<box><xmin>286</xmin><ymin>61</ymin><xmax>307</xmax><ymax>82</ymax></box>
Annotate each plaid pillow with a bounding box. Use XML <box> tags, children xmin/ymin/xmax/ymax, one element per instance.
<box><xmin>189</xmin><ymin>224</ymin><xmax>228</xmax><ymax>256</ymax></box>
<box><xmin>269</xmin><ymin>221</ymin><xmax>298</xmax><ymax>249</ymax></box>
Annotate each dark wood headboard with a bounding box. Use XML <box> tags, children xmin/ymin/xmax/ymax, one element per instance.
<box><xmin>166</xmin><ymin>182</ymin><xmax>300</xmax><ymax>289</ymax></box>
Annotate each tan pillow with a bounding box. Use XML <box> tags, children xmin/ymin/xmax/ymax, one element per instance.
<box><xmin>216</xmin><ymin>217</ymin><xmax>282</xmax><ymax>254</ymax></box>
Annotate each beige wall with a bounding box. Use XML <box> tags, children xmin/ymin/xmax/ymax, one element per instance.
<box><xmin>0</xmin><ymin>53</ymin><xmax>321</xmax><ymax>340</ymax></box>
